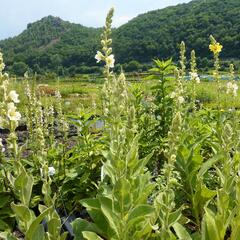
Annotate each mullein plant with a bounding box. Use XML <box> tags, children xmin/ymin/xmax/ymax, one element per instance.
<box><xmin>0</xmin><ymin>56</ymin><xmax>21</xmax><ymax>159</ymax></box>
<box><xmin>54</xmin><ymin>89</ymin><xmax>69</xmax><ymax>179</ymax></box>
<box><xmin>169</xmin><ymin>42</ymin><xmax>187</xmax><ymax>113</ymax></box>
<box><xmin>0</xmin><ymin>52</ymin><xmax>20</xmax><ymax>232</ymax></box>
<box><xmin>201</xmin><ymin>122</ymin><xmax>240</xmax><ymax>240</ymax></box>
<box><xmin>199</xmin><ymin>41</ymin><xmax>240</xmax><ymax>239</ymax></box>
<box><xmin>152</xmin><ymin>111</ymin><xmax>187</xmax><ymax>239</ymax></box>
<box><xmin>24</xmin><ymin>78</ymin><xmax>60</xmax><ymax>173</ymax></box>
<box><xmin>0</xmin><ymin>52</ymin><xmax>65</xmax><ymax>239</ymax></box>
<box><xmin>170</xmin><ymin>69</ymin><xmax>185</xmax><ymax>112</ymax></box>
<box><xmin>189</xmin><ymin>50</ymin><xmax>200</xmax><ymax>113</ymax></box>
<box><xmin>0</xmin><ymin>51</ymin><xmax>21</xmax><ymax>182</ymax></box>
<box><xmin>24</xmin><ymin>79</ymin><xmax>49</xmax><ymax>155</ymax></box>
<box><xmin>24</xmin><ymin>77</ymin><xmax>59</xmax><ymax>149</ymax></box>
<box><xmin>179</xmin><ymin>41</ymin><xmax>186</xmax><ymax>81</ymax></box>
<box><xmin>23</xmin><ymin>77</ymin><xmax>46</xmax><ymax>146</ymax></box>
<box><xmin>43</xmin><ymin>103</ymin><xmax>55</xmax><ymax>145</ymax></box>
<box><xmin>9</xmin><ymin>155</ymin><xmax>66</xmax><ymax>240</ymax></box>
<box><xmin>209</xmin><ymin>35</ymin><xmax>223</xmax><ymax>113</ymax></box>
<box><xmin>226</xmin><ymin>64</ymin><xmax>238</xmax><ymax>98</ymax></box>
<box><xmin>24</xmin><ymin>79</ymin><xmax>35</xmax><ymax>141</ymax></box>
<box><xmin>55</xmin><ymin>89</ymin><xmax>69</xmax><ymax>140</ymax></box>
<box><xmin>171</xmin><ymin>45</ymin><xmax>217</xmax><ymax>232</ymax></box>
<box><xmin>151</xmin><ymin>48</ymin><xmax>202</xmax><ymax>238</ymax></box>
<box><xmin>37</xmin><ymin>128</ymin><xmax>68</xmax><ymax>240</ymax></box>
<box><xmin>0</xmin><ymin>52</ymin><xmax>39</xmax><ymax>238</ymax></box>
<box><xmin>72</xmin><ymin>8</ymin><xmax>156</xmax><ymax>240</ymax></box>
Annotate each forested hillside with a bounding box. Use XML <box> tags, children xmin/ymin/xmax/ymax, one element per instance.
<box><xmin>0</xmin><ymin>0</ymin><xmax>239</xmax><ymax>75</ymax></box>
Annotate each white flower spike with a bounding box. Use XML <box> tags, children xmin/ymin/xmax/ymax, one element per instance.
<box><xmin>95</xmin><ymin>51</ymin><xmax>104</xmax><ymax>63</ymax></box>
<box><xmin>106</xmin><ymin>54</ymin><xmax>115</xmax><ymax>68</ymax></box>
<box><xmin>48</xmin><ymin>166</ymin><xmax>56</xmax><ymax>176</ymax></box>
<box><xmin>9</xmin><ymin>90</ymin><xmax>20</xmax><ymax>103</ymax></box>
<box><xmin>7</xmin><ymin>103</ymin><xmax>21</xmax><ymax>122</ymax></box>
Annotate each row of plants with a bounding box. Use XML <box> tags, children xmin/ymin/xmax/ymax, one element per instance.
<box><xmin>0</xmin><ymin>8</ymin><xmax>240</xmax><ymax>240</ymax></box>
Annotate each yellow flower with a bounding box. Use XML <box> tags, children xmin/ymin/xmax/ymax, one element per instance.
<box><xmin>209</xmin><ymin>43</ymin><xmax>223</xmax><ymax>54</ymax></box>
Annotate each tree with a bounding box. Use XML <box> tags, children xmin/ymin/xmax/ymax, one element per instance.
<box><xmin>124</xmin><ymin>60</ymin><xmax>142</xmax><ymax>72</ymax></box>
<box><xmin>12</xmin><ymin>62</ymin><xmax>28</xmax><ymax>76</ymax></box>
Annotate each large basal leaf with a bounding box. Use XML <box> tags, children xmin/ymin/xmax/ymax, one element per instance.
<box><xmin>113</xmin><ymin>178</ymin><xmax>131</xmax><ymax>213</ymax></box>
<box><xmin>126</xmin><ymin>134</ymin><xmax>139</xmax><ymax>170</ymax></box>
<box><xmin>72</xmin><ymin>218</ymin><xmax>104</xmax><ymax>240</ymax></box>
<box><xmin>172</xmin><ymin>222</ymin><xmax>192</xmax><ymax>240</ymax></box>
<box><xmin>82</xmin><ymin>231</ymin><xmax>103</xmax><ymax>240</ymax></box>
<box><xmin>127</xmin><ymin>204</ymin><xmax>154</xmax><ymax>224</ymax></box>
<box><xmin>202</xmin><ymin>208</ymin><xmax>221</xmax><ymax>240</ymax></box>
<box><xmin>25</xmin><ymin>207</ymin><xmax>52</xmax><ymax>240</ymax></box>
<box><xmin>11</xmin><ymin>203</ymin><xmax>34</xmax><ymax>227</ymax></box>
<box><xmin>168</xmin><ymin>207</ymin><xmax>183</xmax><ymax>227</ymax></box>
<box><xmin>99</xmin><ymin>197</ymin><xmax>119</xmax><ymax>237</ymax></box>
<box><xmin>132</xmin><ymin>151</ymin><xmax>154</xmax><ymax>176</ymax></box>
<box><xmin>14</xmin><ymin>169</ymin><xmax>34</xmax><ymax>206</ymax></box>
<box><xmin>47</xmin><ymin>217</ymin><xmax>61</xmax><ymax>238</ymax></box>
<box><xmin>198</xmin><ymin>154</ymin><xmax>222</xmax><ymax>178</ymax></box>
<box><xmin>80</xmin><ymin>198</ymin><xmax>109</xmax><ymax>234</ymax></box>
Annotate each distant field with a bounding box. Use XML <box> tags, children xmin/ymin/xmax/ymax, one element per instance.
<box><xmin>11</xmin><ymin>73</ymin><xmax>240</xmax><ymax>115</ymax></box>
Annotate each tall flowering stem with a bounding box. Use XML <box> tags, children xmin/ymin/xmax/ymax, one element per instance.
<box><xmin>179</xmin><ymin>41</ymin><xmax>186</xmax><ymax>79</ymax></box>
<box><xmin>226</xmin><ymin>64</ymin><xmax>238</xmax><ymax>98</ymax></box>
<box><xmin>170</xmin><ymin>41</ymin><xmax>187</xmax><ymax>114</ymax></box>
<box><xmin>153</xmin><ymin>111</ymin><xmax>183</xmax><ymax>239</ymax></box>
<box><xmin>227</xmin><ymin>64</ymin><xmax>238</xmax><ymax>142</ymax></box>
<box><xmin>190</xmin><ymin>50</ymin><xmax>200</xmax><ymax>112</ymax></box>
<box><xmin>74</xmin><ymin>9</ymin><xmax>156</xmax><ymax>240</ymax></box>
<box><xmin>0</xmin><ymin>52</ymin><xmax>21</xmax><ymax>163</ymax></box>
<box><xmin>0</xmin><ymin>52</ymin><xmax>23</xmax><ymax>197</ymax></box>
<box><xmin>209</xmin><ymin>35</ymin><xmax>222</xmax><ymax>112</ymax></box>
<box><xmin>95</xmin><ymin>8</ymin><xmax>114</xmax><ymax>79</ymax></box>
<box><xmin>171</xmin><ymin>69</ymin><xmax>185</xmax><ymax>113</ymax></box>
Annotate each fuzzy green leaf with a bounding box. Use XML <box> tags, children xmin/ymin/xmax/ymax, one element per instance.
<box><xmin>173</xmin><ymin>222</ymin><xmax>192</xmax><ymax>240</ymax></box>
<box><xmin>127</xmin><ymin>204</ymin><xmax>154</xmax><ymax>224</ymax></box>
<box><xmin>82</xmin><ymin>231</ymin><xmax>103</xmax><ymax>240</ymax></box>
<box><xmin>25</xmin><ymin>207</ymin><xmax>52</xmax><ymax>240</ymax></box>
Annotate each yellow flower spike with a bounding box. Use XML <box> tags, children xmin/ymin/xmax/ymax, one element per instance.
<box><xmin>209</xmin><ymin>42</ymin><xmax>223</xmax><ymax>54</ymax></box>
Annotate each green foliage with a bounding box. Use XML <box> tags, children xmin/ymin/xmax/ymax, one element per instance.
<box><xmin>11</xmin><ymin>62</ymin><xmax>28</xmax><ymax>76</ymax></box>
<box><xmin>1</xmin><ymin>5</ymin><xmax>240</xmax><ymax>240</ymax></box>
<box><xmin>123</xmin><ymin>60</ymin><xmax>143</xmax><ymax>72</ymax></box>
<box><xmin>0</xmin><ymin>16</ymin><xmax>101</xmax><ymax>76</ymax></box>
<box><xmin>148</xmin><ymin>59</ymin><xmax>175</xmax><ymax>138</ymax></box>
<box><xmin>137</xmin><ymin>59</ymin><xmax>175</xmax><ymax>172</ymax></box>
<box><xmin>59</xmin><ymin>109</ymin><xmax>104</xmax><ymax>211</ymax></box>
<box><xmin>114</xmin><ymin>0</ymin><xmax>240</xmax><ymax>64</ymax></box>
<box><xmin>72</xmin><ymin>9</ymin><xmax>156</xmax><ymax>240</ymax></box>
<box><xmin>1</xmin><ymin>0</ymin><xmax>240</xmax><ymax>75</ymax></box>
<box><xmin>0</xmin><ymin>192</ymin><xmax>14</xmax><ymax>231</ymax></box>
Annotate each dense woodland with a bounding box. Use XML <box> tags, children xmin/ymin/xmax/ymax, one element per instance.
<box><xmin>0</xmin><ymin>0</ymin><xmax>240</xmax><ymax>76</ymax></box>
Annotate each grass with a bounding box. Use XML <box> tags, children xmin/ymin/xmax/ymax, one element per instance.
<box><xmin>10</xmin><ymin>74</ymin><xmax>240</xmax><ymax>115</ymax></box>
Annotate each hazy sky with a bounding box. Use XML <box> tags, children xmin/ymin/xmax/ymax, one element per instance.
<box><xmin>0</xmin><ymin>0</ymin><xmax>191</xmax><ymax>40</ymax></box>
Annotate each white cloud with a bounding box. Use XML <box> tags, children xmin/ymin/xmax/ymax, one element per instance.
<box><xmin>113</xmin><ymin>15</ymin><xmax>136</xmax><ymax>27</ymax></box>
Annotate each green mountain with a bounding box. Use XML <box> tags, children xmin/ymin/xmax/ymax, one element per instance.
<box><xmin>0</xmin><ymin>0</ymin><xmax>239</xmax><ymax>75</ymax></box>
<box><xmin>114</xmin><ymin>0</ymin><xmax>240</xmax><ymax>63</ymax></box>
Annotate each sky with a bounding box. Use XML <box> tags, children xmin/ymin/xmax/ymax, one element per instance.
<box><xmin>0</xmin><ymin>0</ymin><xmax>191</xmax><ymax>40</ymax></box>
